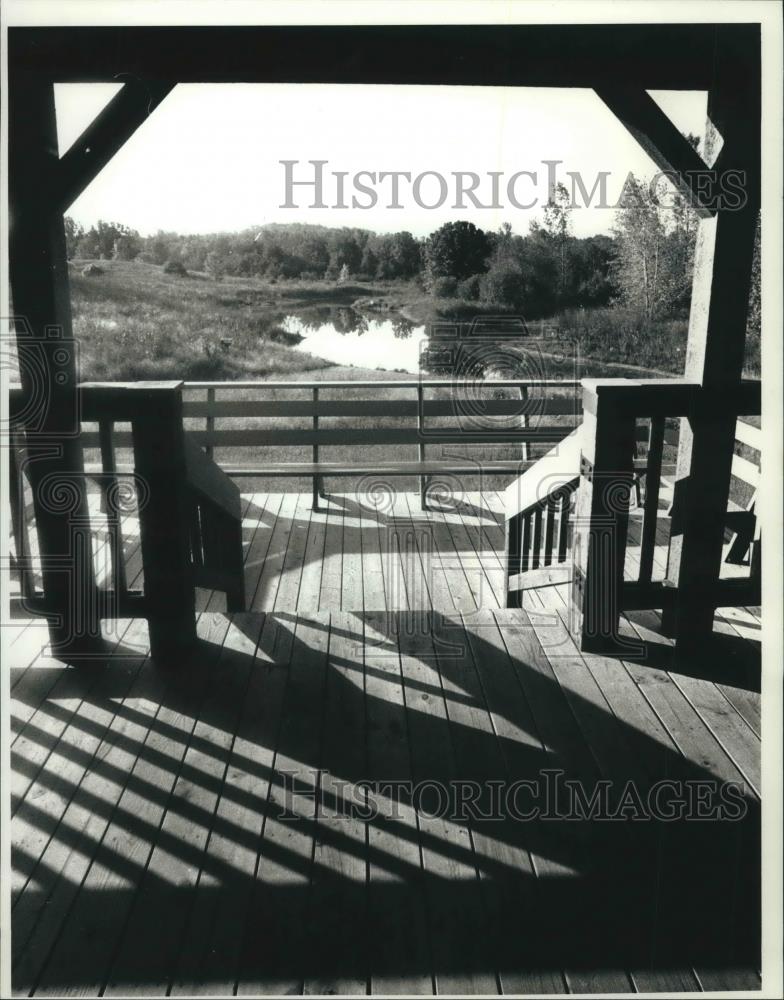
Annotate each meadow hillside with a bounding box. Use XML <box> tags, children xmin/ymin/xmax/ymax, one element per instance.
<box><xmin>69</xmin><ymin>259</ymin><xmax>391</xmax><ymax>382</ymax></box>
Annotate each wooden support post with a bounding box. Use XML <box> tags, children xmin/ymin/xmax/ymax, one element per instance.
<box><xmin>662</xmin><ymin>28</ymin><xmax>761</xmax><ymax>653</ymax></box>
<box><xmin>131</xmin><ymin>383</ymin><xmax>197</xmax><ymax>662</ymax></box>
<box><xmin>569</xmin><ymin>383</ymin><xmax>636</xmax><ymax>653</ymax></box>
<box><xmin>8</xmin><ymin>71</ymin><xmax>101</xmax><ymax>657</ymax></box>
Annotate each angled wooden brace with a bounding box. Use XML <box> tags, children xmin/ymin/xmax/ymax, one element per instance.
<box><xmin>593</xmin><ymin>86</ymin><xmax>716</xmax><ymax>218</ymax></box>
<box><xmin>54</xmin><ymin>77</ymin><xmax>175</xmax><ymax>212</ymax></box>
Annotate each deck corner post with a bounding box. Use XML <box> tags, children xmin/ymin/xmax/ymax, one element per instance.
<box><xmin>569</xmin><ymin>383</ymin><xmax>636</xmax><ymax>654</ymax></box>
<box><xmin>662</xmin><ymin>26</ymin><xmax>761</xmax><ymax>654</ymax></box>
<box><xmin>9</xmin><ymin>68</ymin><xmax>102</xmax><ymax>658</ymax></box>
<box><xmin>131</xmin><ymin>383</ymin><xmax>197</xmax><ymax>661</ymax></box>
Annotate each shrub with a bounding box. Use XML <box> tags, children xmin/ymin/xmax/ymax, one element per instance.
<box><xmin>457</xmin><ymin>274</ymin><xmax>483</xmax><ymax>301</ymax></box>
<box><xmin>430</xmin><ymin>275</ymin><xmax>459</xmax><ymax>299</ymax></box>
<box><xmin>204</xmin><ymin>251</ymin><xmax>227</xmax><ymax>282</ymax></box>
<box><xmin>163</xmin><ymin>259</ymin><xmax>188</xmax><ymax>276</ymax></box>
<box><xmin>479</xmin><ymin>262</ymin><xmax>525</xmax><ymax>311</ymax></box>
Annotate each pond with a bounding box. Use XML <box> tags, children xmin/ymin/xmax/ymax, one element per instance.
<box><xmin>282</xmin><ymin>306</ymin><xmax>428</xmax><ymax>374</ymax></box>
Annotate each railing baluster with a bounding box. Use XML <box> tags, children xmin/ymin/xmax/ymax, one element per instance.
<box><xmin>639</xmin><ymin>416</ymin><xmax>664</xmax><ymax>584</ymax></box>
<box><xmin>98</xmin><ymin>418</ymin><xmax>127</xmax><ymax>601</ymax></box>
<box><xmin>206</xmin><ymin>386</ymin><xmax>215</xmax><ymax>460</ymax></box>
<box><xmin>557</xmin><ymin>490</ymin><xmax>571</xmax><ymax>564</ymax></box>
<box><xmin>531</xmin><ymin>506</ymin><xmax>543</xmax><ymax>570</ymax></box>
<box><xmin>519</xmin><ymin>385</ymin><xmax>529</xmax><ymax>464</ymax></box>
<box><xmin>543</xmin><ymin>494</ymin><xmax>557</xmax><ymax>566</ymax></box>
<box><xmin>521</xmin><ymin>512</ymin><xmax>532</xmax><ymax>573</ymax></box>
<box><xmin>418</xmin><ymin>385</ymin><xmax>427</xmax><ymax>510</ymax></box>
<box><xmin>505</xmin><ymin>510</ymin><xmax>523</xmax><ymax>607</ymax></box>
<box><xmin>312</xmin><ymin>385</ymin><xmax>321</xmax><ymax>510</ymax></box>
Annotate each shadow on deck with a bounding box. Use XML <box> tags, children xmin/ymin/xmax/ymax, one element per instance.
<box><xmin>10</xmin><ymin>590</ymin><xmax>761</xmax><ymax>995</ymax></box>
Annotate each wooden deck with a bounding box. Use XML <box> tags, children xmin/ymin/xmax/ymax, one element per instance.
<box><xmin>10</xmin><ymin>492</ymin><xmax>762</xmax><ymax>995</ymax></box>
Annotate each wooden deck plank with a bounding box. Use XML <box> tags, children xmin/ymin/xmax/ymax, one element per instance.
<box><xmin>318</xmin><ymin>498</ymin><xmax>344</xmax><ymax>611</ymax></box>
<box><xmin>10</xmin><ymin>619</ymin><xmax>137</xmax><ymax>819</ymax></box>
<box><xmin>10</xmin><ymin>619</ymin><xmax>144</xmax><ymax>904</ymax></box>
<box><xmin>9</xmin><ymin>491</ymin><xmax>763</xmax><ymax>996</ymax></box>
<box><xmin>242</xmin><ymin>492</ymin><xmax>283</xmax><ymax>610</ymax></box>
<box><xmin>445</xmin><ymin>612</ymin><xmax>567</xmax><ymax>995</ymax></box>
<box><xmin>236</xmin><ymin>612</ymin><xmax>331</xmax><ymax>996</ymax></box>
<box><xmin>302</xmin><ymin>611</ymin><xmax>368</xmax><ymax>995</ymax></box>
<box><xmin>252</xmin><ymin>492</ymin><xmax>298</xmax><ymax>611</ymax></box>
<box><xmin>101</xmin><ymin>614</ymin><xmax>263</xmax><ymax>996</ymax></box>
<box><xmin>32</xmin><ymin>614</ymin><xmax>232</xmax><ymax>997</ymax></box>
<box><xmin>426</xmin><ymin>502</ymin><xmax>478</xmax><ymax>613</ymax></box>
<box><xmin>170</xmin><ymin>612</ymin><xmax>296</xmax><ymax>996</ymax></box>
<box><xmin>359</xmin><ymin>494</ymin><xmax>389</xmax><ymax>612</ymax></box>
<box><xmin>537</xmin><ymin>594</ymin><xmax>702</xmax><ymax>994</ymax></box>
<box><xmin>404</xmin><ymin>492</ymin><xmax>453</xmax><ymax>611</ymax></box>
<box><xmin>274</xmin><ymin>492</ymin><xmax>313</xmax><ymax>612</ymax></box>
<box><xmin>297</xmin><ymin>503</ymin><xmax>327</xmax><ymax>612</ymax></box>
<box><xmin>340</xmin><ymin>496</ymin><xmax>365</xmax><ymax>612</ymax></box>
<box><xmin>620</xmin><ymin>611</ymin><xmax>761</xmax><ymax>982</ymax></box>
<box><xmin>12</xmin><ymin>619</ymin><xmax>160</xmax><ymax>992</ymax></box>
<box><xmin>454</xmin><ymin>491</ymin><xmax>506</xmax><ymax>607</ymax></box>
<box><xmin>438</xmin><ymin>501</ymin><xmax>499</xmax><ymax>611</ymax></box>
<box><xmin>397</xmin><ymin>613</ymin><xmax>498</xmax><ymax>995</ymax></box>
<box><xmin>520</xmin><ymin>587</ymin><xmax>634</xmax><ymax>994</ymax></box>
<box><xmin>363</xmin><ymin>611</ymin><xmax>433</xmax><ymax>995</ymax></box>
<box><xmin>387</xmin><ymin>490</ymin><xmax>425</xmax><ymax>611</ymax></box>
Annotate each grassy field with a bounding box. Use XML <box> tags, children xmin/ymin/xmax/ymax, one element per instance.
<box><xmin>70</xmin><ymin>259</ymin><xmax>398</xmax><ymax>382</ymax></box>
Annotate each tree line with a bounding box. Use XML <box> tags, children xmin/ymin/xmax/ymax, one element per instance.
<box><xmin>67</xmin><ymin>151</ymin><xmax>755</xmax><ymax>326</ymax></box>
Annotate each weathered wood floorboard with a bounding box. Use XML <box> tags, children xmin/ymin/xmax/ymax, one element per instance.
<box><xmin>9</xmin><ymin>493</ymin><xmax>761</xmax><ymax>996</ymax></box>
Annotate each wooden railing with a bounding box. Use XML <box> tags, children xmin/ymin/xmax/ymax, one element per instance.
<box><xmin>503</xmin><ymin>429</ymin><xmax>582</xmax><ymax>603</ymax></box>
<box><xmin>503</xmin><ymin>378</ymin><xmax>761</xmax><ymax>646</ymax></box>
<box><xmin>9</xmin><ymin>381</ymin><xmax>245</xmax><ymax>660</ymax></box>
<box><xmin>174</xmin><ymin>378</ymin><xmax>581</xmax><ymax>508</ymax></box>
<box><xmin>570</xmin><ymin>378</ymin><xmax>761</xmax><ymax>653</ymax></box>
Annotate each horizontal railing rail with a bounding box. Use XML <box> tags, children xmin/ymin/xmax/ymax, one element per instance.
<box><xmin>177</xmin><ymin>377</ymin><xmax>583</xmax><ymax>509</ymax></box>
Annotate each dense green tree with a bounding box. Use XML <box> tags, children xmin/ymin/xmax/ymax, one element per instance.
<box><xmin>424</xmin><ymin>220</ymin><xmax>490</xmax><ymax>284</ymax></box>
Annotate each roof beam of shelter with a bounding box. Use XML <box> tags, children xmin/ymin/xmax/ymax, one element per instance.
<box><xmin>593</xmin><ymin>87</ymin><xmax>715</xmax><ymax>218</ymax></box>
<box><xmin>54</xmin><ymin>77</ymin><xmax>175</xmax><ymax>211</ymax></box>
<box><xmin>9</xmin><ymin>24</ymin><xmax>720</xmax><ymax>88</ymax></box>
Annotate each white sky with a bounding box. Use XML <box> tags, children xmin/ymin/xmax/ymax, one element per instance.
<box><xmin>57</xmin><ymin>84</ymin><xmax>707</xmax><ymax>239</ymax></box>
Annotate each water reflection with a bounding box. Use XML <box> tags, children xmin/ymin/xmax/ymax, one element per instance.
<box><xmin>285</xmin><ymin>311</ymin><xmax>427</xmax><ymax>373</ymax></box>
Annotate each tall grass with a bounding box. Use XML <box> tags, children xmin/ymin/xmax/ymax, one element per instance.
<box><xmin>69</xmin><ymin>260</ymin><xmax>344</xmax><ymax>381</ymax></box>
<box><xmin>551</xmin><ymin>307</ymin><xmax>689</xmax><ymax>374</ymax></box>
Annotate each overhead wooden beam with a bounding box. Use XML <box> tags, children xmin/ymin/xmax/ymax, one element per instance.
<box><xmin>593</xmin><ymin>86</ymin><xmax>715</xmax><ymax>217</ymax></box>
<box><xmin>55</xmin><ymin>78</ymin><xmax>175</xmax><ymax>212</ymax></box>
<box><xmin>8</xmin><ymin>23</ymin><xmax>729</xmax><ymax>89</ymax></box>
